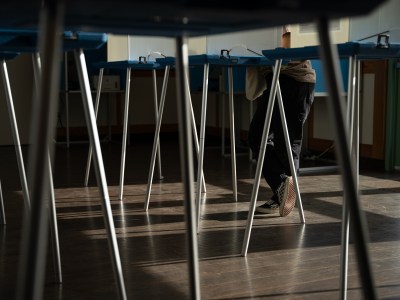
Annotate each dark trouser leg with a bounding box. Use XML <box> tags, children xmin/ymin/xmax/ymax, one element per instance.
<box><xmin>248</xmin><ymin>74</ymin><xmax>314</xmax><ymax>193</ymax></box>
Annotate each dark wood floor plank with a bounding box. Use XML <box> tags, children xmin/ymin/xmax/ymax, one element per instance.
<box><xmin>0</xmin><ymin>140</ymin><xmax>399</xmax><ymax>299</ymax></box>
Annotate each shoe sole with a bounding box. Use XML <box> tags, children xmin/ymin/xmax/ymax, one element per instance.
<box><xmin>279</xmin><ymin>176</ymin><xmax>296</xmax><ymax>217</ymax></box>
<box><xmin>255</xmin><ymin>206</ymin><xmax>278</xmax><ymax>214</ymax></box>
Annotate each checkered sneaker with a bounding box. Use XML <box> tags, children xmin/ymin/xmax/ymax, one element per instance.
<box><xmin>255</xmin><ymin>198</ymin><xmax>279</xmax><ymax>214</ymax></box>
<box><xmin>276</xmin><ymin>176</ymin><xmax>296</xmax><ymax>217</ymax></box>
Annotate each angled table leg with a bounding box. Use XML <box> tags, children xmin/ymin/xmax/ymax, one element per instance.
<box><xmin>74</xmin><ymin>48</ymin><xmax>127</xmax><ymax>300</ymax></box>
<box><xmin>219</xmin><ymin>68</ymin><xmax>238</xmax><ymax>199</ymax></box>
<box><xmin>186</xmin><ymin>73</ymin><xmax>207</xmax><ymax>195</ymax></box>
<box><xmin>196</xmin><ymin>63</ymin><xmax>210</xmax><ymax>229</ymax></box>
<box><xmin>0</xmin><ymin>181</ymin><xmax>5</xmax><ymax>225</ymax></box>
<box><xmin>144</xmin><ymin>65</ymin><xmax>170</xmax><ymax>211</ymax></box>
<box><xmin>1</xmin><ymin>60</ymin><xmax>30</xmax><ymax>212</ymax></box>
<box><xmin>316</xmin><ymin>17</ymin><xmax>376</xmax><ymax>300</ymax></box>
<box><xmin>241</xmin><ymin>58</ymin><xmax>306</xmax><ymax>255</ymax></box>
<box><xmin>197</xmin><ymin>62</ymin><xmax>251</xmax><ymax>230</ymax></box>
<box><xmin>249</xmin><ymin>101</ymin><xmax>254</xmax><ymax>161</ymax></box>
<box><xmin>339</xmin><ymin>54</ymin><xmax>356</xmax><ymax>300</ymax></box>
<box><xmin>84</xmin><ymin>67</ymin><xmax>104</xmax><ymax>187</ymax></box>
<box><xmin>85</xmin><ymin>66</ymin><xmax>165</xmax><ymax>195</ymax></box>
<box><xmin>228</xmin><ymin>67</ymin><xmax>238</xmax><ymax>202</ymax></box>
<box><xmin>32</xmin><ymin>52</ymin><xmax>63</xmax><ymax>284</ymax></box>
<box><xmin>145</xmin><ymin>64</ymin><xmax>205</xmax><ymax>210</ymax></box>
<box><xmin>152</xmin><ymin>69</ymin><xmax>164</xmax><ymax>180</ymax></box>
<box><xmin>241</xmin><ymin>59</ymin><xmax>282</xmax><ymax>256</ymax></box>
<box><xmin>339</xmin><ymin>54</ymin><xmax>361</xmax><ymax>300</ymax></box>
<box><xmin>118</xmin><ymin>67</ymin><xmax>131</xmax><ymax>200</ymax></box>
<box><xmin>275</xmin><ymin>82</ymin><xmax>305</xmax><ymax>223</ymax></box>
<box><xmin>64</xmin><ymin>52</ymin><xmax>70</xmax><ymax>148</ymax></box>
<box><xmin>16</xmin><ymin>2</ymin><xmax>64</xmax><ymax>299</ymax></box>
<box><xmin>46</xmin><ymin>155</ymin><xmax>62</xmax><ymax>283</ymax></box>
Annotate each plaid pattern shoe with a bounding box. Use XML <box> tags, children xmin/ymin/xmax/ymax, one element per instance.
<box><xmin>255</xmin><ymin>198</ymin><xmax>279</xmax><ymax>214</ymax></box>
<box><xmin>276</xmin><ymin>175</ymin><xmax>296</xmax><ymax>217</ymax></box>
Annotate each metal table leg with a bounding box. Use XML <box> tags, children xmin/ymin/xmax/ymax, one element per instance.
<box><xmin>84</xmin><ymin>67</ymin><xmax>104</xmax><ymax>187</ymax></box>
<box><xmin>340</xmin><ymin>55</ymin><xmax>361</xmax><ymax>300</ymax></box>
<box><xmin>16</xmin><ymin>2</ymin><xmax>64</xmax><ymax>299</ymax></box>
<box><xmin>196</xmin><ymin>63</ymin><xmax>210</xmax><ymax>229</ymax></box>
<box><xmin>186</xmin><ymin>74</ymin><xmax>207</xmax><ymax>194</ymax></box>
<box><xmin>47</xmin><ymin>156</ymin><xmax>62</xmax><ymax>283</ymax></box>
<box><xmin>144</xmin><ymin>65</ymin><xmax>170</xmax><ymax>211</ymax></box>
<box><xmin>32</xmin><ymin>52</ymin><xmax>63</xmax><ymax>284</ymax></box>
<box><xmin>118</xmin><ymin>67</ymin><xmax>131</xmax><ymax>200</ymax></box>
<box><xmin>242</xmin><ymin>59</ymin><xmax>282</xmax><ymax>256</ymax></box>
<box><xmin>0</xmin><ymin>181</ymin><xmax>5</xmax><ymax>225</ymax></box>
<box><xmin>74</xmin><ymin>48</ymin><xmax>127</xmax><ymax>300</ymax></box>
<box><xmin>249</xmin><ymin>101</ymin><xmax>254</xmax><ymax>162</ymax></box>
<box><xmin>275</xmin><ymin>82</ymin><xmax>305</xmax><ymax>223</ymax></box>
<box><xmin>241</xmin><ymin>59</ymin><xmax>306</xmax><ymax>255</ymax></box>
<box><xmin>228</xmin><ymin>67</ymin><xmax>238</xmax><ymax>202</ymax></box>
<box><xmin>175</xmin><ymin>35</ymin><xmax>201</xmax><ymax>300</ymax></box>
<box><xmin>152</xmin><ymin>69</ymin><xmax>164</xmax><ymax>180</ymax></box>
<box><xmin>145</xmin><ymin>65</ymin><xmax>205</xmax><ymax>210</ymax></box>
<box><xmin>1</xmin><ymin>60</ymin><xmax>30</xmax><ymax>213</ymax></box>
<box><xmin>317</xmin><ymin>17</ymin><xmax>376</xmax><ymax>300</ymax></box>
<box><xmin>339</xmin><ymin>54</ymin><xmax>355</xmax><ymax>300</ymax></box>
<box><xmin>64</xmin><ymin>52</ymin><xmax>70</xmax><ymax>148</ymax></box>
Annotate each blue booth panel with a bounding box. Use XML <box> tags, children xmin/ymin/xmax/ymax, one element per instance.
<box><xmin>190</xmin><ymin>59</ymin><xmax>349</xmax><ymax>95</ymax></box>
<box><xmin>311</xmin><ymin>59</ymin><xmax>349</xmax><ymax>94</ymax></box>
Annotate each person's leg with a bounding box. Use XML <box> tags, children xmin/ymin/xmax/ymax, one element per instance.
<box><xmin>265</xmin><ymin>75</ymin><xmax>301</xmax><ymax>185</ymax></box>
<box><xmin>248</xmin><ymin>75</ymin><xmax>282</xmax><ymax>213</ymax></box>
<box><xmin>248</xmin><ymin>84</ymin><xmax>284</xmax><ymax>191</ymax></box>
<box><xmin>248</xmin><ymin>99</ymin><xmax>280</xmax><ymax>212</ymax></box>
<box><xmin>249</xmin><ymin>74</ymin><xmax>297</xmax><ymax>193</ymax></box>
<box><xmin>271</xmin><ymin>75</ymin><xmax>315</xmax><ymax>179</ymax></box>
<box><xmin>247</xmin><ymin>87</ymin><xmax>270</xmax><ymax>161</ymax></box>
<box><xmin>266</xmin><ymin>75</ymin><xmax>314</xmax><ymax>216</ymax></box>
<box><xmin>249</xmin><ymin>74</ymin><xmax>314</xmax><ymax>215</ymax></box>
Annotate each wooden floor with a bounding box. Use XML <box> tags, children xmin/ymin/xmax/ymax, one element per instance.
<box><xmin>1</xmin><ymin>137</ymin><xmax>400</xmax><ymax>299</ymax></box>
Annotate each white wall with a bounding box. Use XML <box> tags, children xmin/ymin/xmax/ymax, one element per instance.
<box><xmin>349</xmin><ymin>0</ymin><xmax>400</xmax><ymax>42</ymax></box>
<box><xmin>108</xmin><ymin>35</ymin><xmax>207</xmax><ymax>62</ymax></box>
<box><xmin>291</xmin><ymin>18</ymin><xmax>350</xmax><ymax>47</ymax></box>
<box><xmin>289</xmin><ymin>1</ymin><xmax>398</xmax><ymax>146</ymax></box>
<box><xmin>107</xmin><ymin>34</ymin><xmax>129</xmax><ymax>62</ymax></box>
<box><xmin>206</xmin><ymin>28</ymin><xmax>279</xmax><ymax>56</ymax></box>
<box><xmin>105</xmin><ymin>28</ymin><xmax>280</xmax><ymax>132</ymax></box>
<box><xmin>117</xmin><ymin>28</ymin><xmax>279</xmax><ymax>61</ymax></box>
